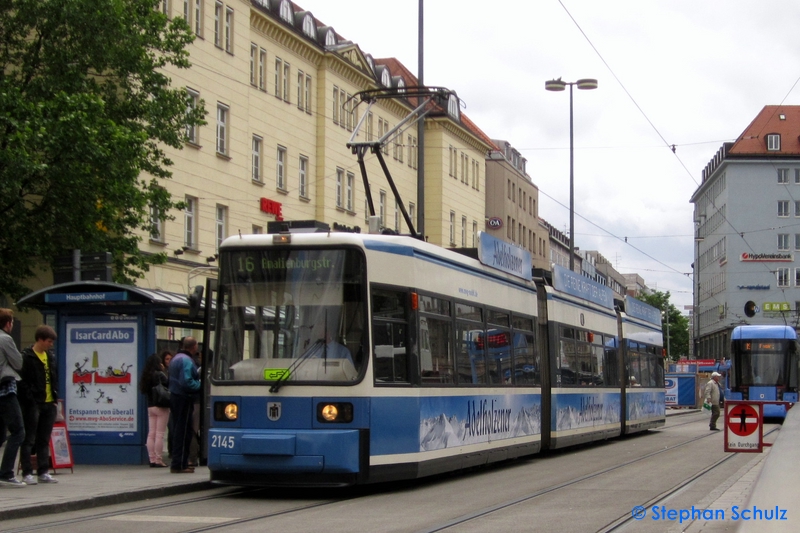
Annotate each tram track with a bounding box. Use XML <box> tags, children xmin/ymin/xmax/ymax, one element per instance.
<box><xmin>596</xmin><ymin>426</ymin><xmax>780</xmax><ymax>533</ymax></box>
<box><xmin>411</xmin><ymin>428</ymin><xmax>726</xmax><ymax>533</ymax></box>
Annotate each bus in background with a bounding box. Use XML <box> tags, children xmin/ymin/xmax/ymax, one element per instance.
<box><xmin>729</xmin><ymin>325</ymin><xmax>799</xmax><ymax>420</ymax></box>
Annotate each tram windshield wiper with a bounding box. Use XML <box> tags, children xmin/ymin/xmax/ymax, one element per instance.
<box><xmin>269</xmin><ymin>339</ymin><xmax>324</xmax><ymax>393</ymax></box>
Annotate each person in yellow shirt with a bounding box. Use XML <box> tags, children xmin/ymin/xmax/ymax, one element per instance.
<box><xmin>18</xmin><ymin>325</ymin><xmax>59</xmax><ymax>484</ymax></box>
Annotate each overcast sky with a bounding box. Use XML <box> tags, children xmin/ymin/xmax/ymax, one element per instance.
<box><xmin>294</xmin><ymin>1</ymin><xmax>800</xmax><ymax>312</ymax></box>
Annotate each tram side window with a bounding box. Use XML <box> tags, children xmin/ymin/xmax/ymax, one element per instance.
<box><xmin>603</xmin><ymin>345</ymin><xmax>620</xmax><ymax>387</ymax></box>
<box><xmin>371</xmin><ymin>287</ymin><xmax>408</xmax><ymax>384</ymax></box>
<box><xmin>650</xmin><ymin>348</ymin><xmax>665</xmax><ymax>388</ymax></box>
<box><xmin>628</xmin><ymin>347</ymin><xmax>642</xmax><ymax>387</ymax></box>
<box><xmin>575</xmin><ymin>335</ymin><xmax>594</xmax><ymax>387</ymax></box>
<box><xmin>558</xmin><ymin>335</ymin><xmax>576</xmax><ymax>385</ymax></box>
<box><xmin>485</xmin><ymin>310</ymin><xmax>511</xmax><ymax>386</ymax></box>
<box><xmin>419</xmin><ymin>295</ymin><xmax>454</xmax><ymax>385</ymax></box>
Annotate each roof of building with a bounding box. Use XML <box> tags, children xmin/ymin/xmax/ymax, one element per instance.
<box><xmin>729</xmin><ymin>105</ymin><xmax>800</xmax><ymax>156</ymax></box>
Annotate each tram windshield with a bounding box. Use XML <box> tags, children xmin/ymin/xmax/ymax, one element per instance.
<box><xmin>212</xmin><ymin>248</ymin><xmax>366</xmax><ymax>384</ymax></box>
<box><xmin>736</xmin><ymin>340</ymin><xmax>787</xmax><ymax>386</ymax></box>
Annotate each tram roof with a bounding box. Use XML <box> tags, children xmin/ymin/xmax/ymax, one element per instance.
<box><xmin>731</xmin><ymin>325</ymin><xmax>797</xmax><ymax>340</ymax></box>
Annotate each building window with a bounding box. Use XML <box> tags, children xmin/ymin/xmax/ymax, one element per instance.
<box><xmin>150</xmin><ymin>201</ymin><xmax>164</xmax><ymax>242</ymax></box>
<box><xmin>409</xmin><ymin>202</ymin><xmax>415</xmax><ymax>228</ymax></box>
<box><xmin>283</xmin><ymin>61</ymin><xmax>290</xmax><ymax>103</ymax></box>
<box><xmin>216</xmin><ymin>103</ymin><xmax>228</xmax><ymax>155</ymax></box>
<box><xmin>183</xmin><ymin>0</ymin><xmax>192</xmax><ymax>29</ymax></box>
<box><xmin>252</xmin><ymin>225</ymin><xmax>263</xmax><ymax>234</ymax></box>
<box><xmin>194</xmin><ymin>0</ymin><xmax>202</xmax><ymax>35</ymax></box>
<box><xmin>299</xmin><ymin>155</ymin><xmax>308</xmax><ymax>198</ymax></box>
<box><xmin>778</xmin><ymin>234</ymin><xmax>789</xmax><ymax>251</ymax></box>
<box><xmin>304</xmin><ymin>74</ymin><xmax>311</xmax><ymax>114</ymax></box>
<box><xmin>778</xmin><ymin>168</ymin><xmax>789</xmax><ymax>184</ymax></box>
<box><xmin>258</xmin><ymin>48</ymin><xmax>267</xmax><ymax>91</ymax></box>
<box><xmin>450</xmin><ymin>211</ymin><xmax>456</xmax><ymax>244</ymax></box>
<box><xmin>795</xmin><ymin>234</ymin><xmax>800</xmax><ymax>251</ymax></box>
<box><xmin>379</xmin><ymin>191</ymin><xmax>386</xmax><ymax>226</ymax></box>
<box><xmin>472</xmin><ymin>221</ymin><xmax>478</xmax><ymax>247</ymax></box>
<box><xmin>184</xmin><ymin>196</ymin><xmax>197</xmax><ymax>249</ymax></box>
<box><xmin>395</xmin><ymin>200</ymin><xmax>400</xmax><ymax>231</ymax></box>
<box><xmin>461</xmin><ymin>216</ymin><xmax>467</xmax><ymax>247</ymax></box>
<box><xmin>346</xmin><ymin>171</ymin><xmax>354</xmax><ymax>211</ymax></box>
<box><xmin>795</xmin><ymin>169</ymin><xmax>800</xmax><ymax>184</ymax></box>
<box><xmin>332</xmin><ymin>86</ymin><xmax>339</xmax><ymax>124</ymax></box>
<box><xmin>224</xmin><ymin>6</ymin><xmax>233</xmax><ymax>53</ymax></box>
<box><xmin>250</xmin><ymin>44</ymin><xmax>257</xmax><ymax>85</ymax></box>
<box><xmin>778</xmin><ymin>267</ymin><xmax>790</xmax><ymax>287</ymax></box>
<box><xmin>796</xmin><ymin>201</ymin><xmax>800</xmax><ymax>217</ymax></box>
<box><xmin>185</xmin><ymin>88</ymin><xmax>199</xmax><ymax>144</ymax></box>
<box><xmin>297</xmin><ymin>70</ymin><xmax>304</xmax><ymax>110</ymax></box>
<box><xmin>276</xmin><ymin>145</ymin><xmax>286</xmax><ymax>190</ymax></box>
<box><xmin>251</xmin><ymin>135</ymin><xmax>262</xmax><ymax>182</ymax></box>
<box><xmin>215</xmin><ymin>205</ymin><xmax>227</xmax><ymax>251</ymax></box>
<box><xmin>161</xmin><ymin>0</ymin><xmax>169</xmax><ymax>16</ymax></box>
<box><xmin>366</xmin><ymin>112</ymin><xmax>373</xmax><ymax>140</ymax></box>
<box><xmin>767</xmin><ymin>134</ymin><xmax>781</xmax><ymax>151</ymax></box>
<box><xmin>336</xmin><ymin>168</ymin><xmax>344</xmax><ymax>208</ymax></box>
<box><xmin>275</xmin><ymin>58</ymin><xmax>283</xmax><ymax>99</ymax></box>
<box><xmin>779</xmin><ymin>200</ymin><xmax>790</xmax><ymax>217</ymax></box>
<box><xmin>214</xmin><ymin>1</ymin><xmax>222</xmax><ymax>47</ymax></box>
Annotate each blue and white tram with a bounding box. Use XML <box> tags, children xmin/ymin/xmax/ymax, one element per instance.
<box><xmin>540</xmin><ymin>266</ymin><xmax>665</xmax><ymax>450</ymax></box>
<box><xmin>206</xmin><ymin>231</ymin><xmax>663</xmax><ymax>486</ymax></box>
<box><xmin>729</xmin><ymin>325</ymin><xmax>799</xmax><ymax>420</ymax></box>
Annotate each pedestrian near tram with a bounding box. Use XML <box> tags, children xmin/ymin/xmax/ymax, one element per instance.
<box><xmin>0</xmin><ymin>309</ymin><xmax>25</xmax><ymax>487</ymax></box>
<box><xmin>18</xmin><ymin>325</ymin><xmax>59</xmax><ymax>484</ymax></box>
<box><xmin>704</xmin><ymin>372</ymin><xmax>724</xmax><ymax>431</ymax></box>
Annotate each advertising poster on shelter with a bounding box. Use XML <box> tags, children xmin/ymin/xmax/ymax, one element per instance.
<box><xmin>65</xmin><ymin>321</ymin><xmax>138</xmax><ymax>437</ymax></box>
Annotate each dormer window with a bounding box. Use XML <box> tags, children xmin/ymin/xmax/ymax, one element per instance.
<box><xmin>302</xmin><ymin>14</ymin><xmax>315</xmax><ymax>38</ymax></box>
<box><xmin>279</xmin><ymin>0</ymin><xmax>292</xmax><ymax>23</ymax></box>
<box><xmin>325</xmin><ymin>28</ymin><xmax>336</xmax><ymax>46</ymax></box>
<box><xmin>381</xmin><ymin>68</ymin><xmax>391</xmax><ymax>87</ymax></box>
<box><xmin>447</xmin><ymin>94</ymin><xmax>460</xmax><ymax>120</ymax></box>
<box><xmin>767</xmin><ymin>133</ymin><xmax>781</xmax><ymax>151</ymax></box>
<box><xmin>397</xmin><ymin>78</ymin><xmax>406</xmax><ymax>93</ymax></box>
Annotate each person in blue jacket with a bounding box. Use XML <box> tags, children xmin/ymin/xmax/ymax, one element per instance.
<box><xmin>168</xmin><ymin>337</ymin><xmax>200</xmax><ymax>473</ymax></box>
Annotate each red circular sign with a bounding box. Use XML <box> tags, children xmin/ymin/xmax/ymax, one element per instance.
<box><xmin>727</xmin><ymin>404</ymin><xmax>759</xmax><ymax>436</ymax></box>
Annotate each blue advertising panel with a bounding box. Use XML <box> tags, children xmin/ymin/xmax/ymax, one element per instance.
<box><xmin>551</xmin><ymin>391</ymin><xmax>621</xmax><ymax>431</ymax></box>
<box><xmin>419</xmin><ymin>394</ymin><xmax>541</xmax><ymax>451</ymax></box>
<box><xmin>624</xmin><ymin>295</ymin><xmax>662</xmax><ymax>326</ymax></box>
<box><xmin>477</xmin><ymin>231</ymin><xmax>533</xmax><ymax>281</ymax></box>
<box><xmin>552</xmin><ymin>264</ymin><xmax>614</xmax><ymax>309</ymax></box>
<box><xmin>665</xmin><ymin>374</ymin><xmax>697</xmax><ymax>407</ymax></box>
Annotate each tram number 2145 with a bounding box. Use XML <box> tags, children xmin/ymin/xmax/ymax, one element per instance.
<box><xmin>211</xmin><ymin>435</ymin><xmax>236</xmax><ymax>449</ymax></box>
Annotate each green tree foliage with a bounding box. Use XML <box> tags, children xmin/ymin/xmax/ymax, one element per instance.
<box><xmin>638</xmin><ymin>290</ymin><xmax>690</xmax><ymax>361</ymax></box>
<box><xmin>0</xmin><ymin>0</ymin><xmax>206</xmax><ymax>300</ymax></box>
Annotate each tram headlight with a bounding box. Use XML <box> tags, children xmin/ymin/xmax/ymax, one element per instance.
<box><xmin>317</xmin><ymin>402</ymin><xmax>353</xmax><ymax>423</ymax></box>
<box><xmin>214</xmin><ymin>401</ymin><xmax>239</xmax><ymax>421</ymax></box>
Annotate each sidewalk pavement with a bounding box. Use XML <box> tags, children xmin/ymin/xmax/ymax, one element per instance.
<box><xmin>0</xmin><ymin>464</ymin><xmax>212</xmax><ymax>521</ymax></box>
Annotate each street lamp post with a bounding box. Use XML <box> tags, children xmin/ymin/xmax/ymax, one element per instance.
<box><xmin>545</xmin><ymin>78</ymin><xmax>598</xmax><ymax>272</ymax></box>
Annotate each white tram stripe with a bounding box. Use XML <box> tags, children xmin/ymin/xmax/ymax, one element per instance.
<box><xmin>103</xmin><ymin>515</ymin><xmax>232</xmax><ymax>524</ymax></box>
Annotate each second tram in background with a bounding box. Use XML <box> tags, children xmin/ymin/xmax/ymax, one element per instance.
<box><xmin>728</xmin><ymin>325</ymin><xmax>799</xmax><ymax>420</ymax></box>
<box><xmin>206</xmin><ymin>229</ymin><xmax>665</xmax><ymax>486</ymax></box>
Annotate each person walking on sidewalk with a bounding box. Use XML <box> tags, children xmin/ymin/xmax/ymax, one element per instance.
<box><xmin>0</xmin><ymin>309</ymin><xmax>26</xmax><ymax>488</ymax></box>
<box><xmin>168</xmin><ymin>337</ymin><xmax>201</xmax><ymax>473</ymax></box>
<box><xmin>704</xmin><ymin>371</ymin><xmax>724</xmax><ymax>431</ymax></box>
<box><xmin>18</xmin><ymin>325</ymin><xmax>59</xmax><ymax>485</ymax></box>
<box><xmin>140</xmin><ymin>353</ymin><xmax>169</xmax><ymax>467</ymax></box>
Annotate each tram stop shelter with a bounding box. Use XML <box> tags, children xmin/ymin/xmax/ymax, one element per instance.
<box><xmin>17</xmin><ymin>281</ymin><xmax>209</xmax><ymax>465</ymax></box>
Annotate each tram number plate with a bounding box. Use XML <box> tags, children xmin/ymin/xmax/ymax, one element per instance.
<box><xmin>211</xmin><ymin>435</ymin><xmax>236</xmax><ymax>449</ymax></box>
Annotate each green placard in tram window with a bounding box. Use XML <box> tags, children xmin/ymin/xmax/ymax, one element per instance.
<box><xmin>264</xmin><ymin>368</ymin><xmax>290</xmax><ymax>381</ymax></box>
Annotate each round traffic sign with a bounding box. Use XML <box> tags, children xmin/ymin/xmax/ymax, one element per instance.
<box><xmin>727</xmin><ymin>404</ymin><xmax>759</xmax><ymax>436</ymax></box>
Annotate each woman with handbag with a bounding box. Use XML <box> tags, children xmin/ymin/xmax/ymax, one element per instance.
<box><xmin>139</xmin><ymin>353</ymin><xmax>170</xmax><ymax>467</ymax></box>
